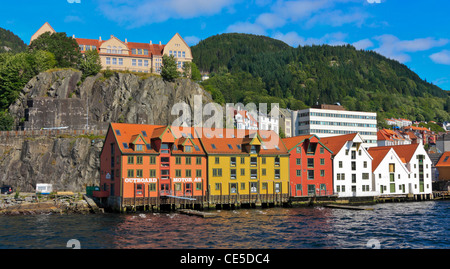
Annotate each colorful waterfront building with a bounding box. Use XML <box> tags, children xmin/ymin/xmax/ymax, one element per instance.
<box><xmin>198</xmin><ymin>128</ymin><xmax>290</xmax><ymax>206</ymax></box>
<box><xmin>369</xmin><ymin>143</ymin><xmax>433</xmax><ymax>196</ymax></box>
<box><xmin>368</xmin><ymin>147</ymin><xmax>411</xmax><ymax>195</ymax></box>
<box><xmin>98</xmin><ymin>123</ymin><xmax>207</xmax><ymax>210</ymax></box>
<box><xmin>320</xmin><ymin>133</ymin><xmax>376</xmax><ymax>197</ymax></box>
<box><xmin>282</xmin><ymin>135</ymin><xmax>334</xmax><ymax>197</ymax></box>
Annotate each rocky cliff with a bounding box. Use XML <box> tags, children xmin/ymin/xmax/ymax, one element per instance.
<box><xmin>1</xmin><ymin>70</ymin><xmax>214</xmax><ymax>192</ymax></box>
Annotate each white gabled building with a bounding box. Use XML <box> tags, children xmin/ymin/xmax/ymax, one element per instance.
<box><xmin>371</xmin><ymin>143</ymin><xmax>433</xmax><ymax>196</ymax></box>
<box><xmin>368</xmin><ymin>147</ymin><xmax>411</xmax><ymax>195</ymax></box>
<box><xmin>321</xmin><ymin>133</ymin><xmax>377</xmax><ymax>197</ymax></box>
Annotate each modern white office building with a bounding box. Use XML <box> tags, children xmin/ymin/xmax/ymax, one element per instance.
<box><xmin>291</xmin><ymin>104</ymin><xmax>378</xmax><ymax>148</ymax></box>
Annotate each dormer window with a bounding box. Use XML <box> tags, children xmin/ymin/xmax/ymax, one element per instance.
<box><xmin>185</xmin><ymin>145</ymin><xmax>192</xmax><ymax>152</ymax></box>
<box><xmin>250</xmin><ymin>145</ymin><xmax>257</xmax><ymax>154</ymax></box>
<box><xmin>135</xmin><ymin>144</ymin><xmax>143</xmax><ymax>151</ymax></box>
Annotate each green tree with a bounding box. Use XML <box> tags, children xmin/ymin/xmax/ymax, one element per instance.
<box><xmin>78</xmin><ymin>49</ymin><xmax>102</xmax><ymax>79</ymax></box>
<box><xmin>161</xmin><ymin>55</ymin><xmax>180</xmax><ymax>81</ymax></box>
<box><xmin>28</xmin><ymin>32</ymin><xmax>81</xmax><ymax>69</ymax></box>
<box><xmin>0</xmin><ymin>110</ymin><xmax>14</xmax><ymax>131</ymax></box>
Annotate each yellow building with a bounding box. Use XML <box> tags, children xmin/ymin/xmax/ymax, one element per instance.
<box><xmin>30</xmin><ymin>22</ymin><xmax>192</xmax><ymax>74</ymax></box>
<box><xmin>198</xmin><ymin>128</ymin><xmax>290</xmax><ymax>207</ymax></box>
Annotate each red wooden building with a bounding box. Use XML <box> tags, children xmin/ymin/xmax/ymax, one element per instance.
<box><xmin>282</xmin><ymin>135</ymin><xmax>334</xmax><ymax>197</ymax></box>
<box><xmin>97</xmin><ymin>123</ymin><xmax>207</xmax><ymax>210</ymax></box>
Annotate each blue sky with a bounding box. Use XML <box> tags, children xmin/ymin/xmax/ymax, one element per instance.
<box><xmin>2</xmin><ymin>0</ymin><xmax>450</xmax><ymax>91</ymax></box>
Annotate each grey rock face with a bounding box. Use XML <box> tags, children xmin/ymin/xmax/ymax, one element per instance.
<box><xmin>2</xmin><ymin>70</ymin><xmax>214</xmax><ymax>192</ymax></box>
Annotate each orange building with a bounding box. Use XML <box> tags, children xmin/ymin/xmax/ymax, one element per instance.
<box><xmin>98</xmin><ymin>123</ymin><xmax>207</xmax><ymax>210</ymax></box>
<box><xmin>435</xmin><ymin>151</ymin><xmax>450</xmax><ymax>181</ymax></box>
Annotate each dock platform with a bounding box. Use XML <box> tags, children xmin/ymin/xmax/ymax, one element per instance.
<box><xmin>178</xmin><ymin>209</ymin><xmax>219</xmax><ymax>218</ymax></box>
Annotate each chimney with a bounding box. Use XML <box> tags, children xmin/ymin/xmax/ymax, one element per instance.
<box><xmin>150</xmin><ymin>40</ymin><xmax>152</xmax><ymax>45</ymax></box>
<box><xmin>72</xmin><ymin>34</ymin><xmax>75</xmax><ymax>38</ymax></box>
<box><xmin>110</xmin><ymin>35</ymin><xmax>114</xmax><ymax>39</ymax></box>
<box><xmin>99</xmin><ymin>36</ymin><xmax>102</xmax><ymax>42</ymax></box>
<box><xmin>159</xmin><ymin>41</ymin><xmax>161</xmax><ymax>45</ymax></box>
<box><xmin>125</xmin><ymin>38</ymin><xmax>128</xmax><ymax>43</ymax></box>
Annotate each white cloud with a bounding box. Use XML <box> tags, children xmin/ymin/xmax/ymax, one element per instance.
<box><xmin>97</xmin><ymin>0</ymin><xmax>237</xmax><ymax>27</ymax></box>
<box><xmin>306</xmin><ymin>9</ymin><xmax>369</xmax><ymax>28</ymax></box>
<box><xmin>373</xmin><ymin>34</ymin><xmax>449</xmax><ymax>63</ymax></box>
<box><xmin>272</xmin><ymin>31</ymin><xmax>348</xmax><ymax>47</ymax></box>
<box><xmin>184</xmin><ymin>36</ymin><xmax>201</xmax><ymax>46</ymax></box>
<box><xmin>255</xmin><ymin>13</ymin><xmax>286</xmax><ymax>29</ymax></box>
<box><xmin>352</xmin><ymin>38</ymin><xmax>374</xmax><ymax>50</ymax></box>
<box><xmin>430</xmin><ymin>50</ymin><xmax>450</xmax><ymax>65</ymax></box>
<box><xmin>226</xmin><ymin>22</ymin><xmax>267</xmax><ymax>36</ymax></box>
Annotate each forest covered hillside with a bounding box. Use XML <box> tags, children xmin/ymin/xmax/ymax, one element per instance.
<box><xmin>192</xmin><ymin>33</ymin><xmax>450</xmax><ymax>124</ymax></box>
<box><xmin>0</xmin><ymin>27</ymin><xmax>27</xmax><ymax>54</ymax></box>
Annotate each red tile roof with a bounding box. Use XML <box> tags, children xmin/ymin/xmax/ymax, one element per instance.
<box><xmin>436</xmin><ymin>151</ymin><xmax>450</xmax><ymax>167</ymax></box>
<box><xmin>320</xmin><ymin>133</ymin><xmax>358</xmax><ymax>156</ymax></box>
<box><xmin>367</xmin><ymin>147</ymin><xmax>392</xmax><ymax>172</ymax></box>
<box><xmin>368</xmin><ymin>143</ymin><xmax>419</xmax><ymax>164</ymax></box>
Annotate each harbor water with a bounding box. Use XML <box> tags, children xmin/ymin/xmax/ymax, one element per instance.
<box><xmin>0</xmin><ymin>201</ymin><xmax>448</xmax><ymax>249</ymax></box>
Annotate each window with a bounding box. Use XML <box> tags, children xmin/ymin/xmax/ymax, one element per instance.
<box><xmin>196</xmin><ymin>169</ymin><xmax>202</xmax><ymax>177</ymax></box>
<box><xmin>262</xmin><ymin>168</ymin><xmax>266</xmax><ymax>176</ymax></box>
<box><xmin>320</xmin><ymin>147</ymin><xmax>324</xmax><ymax>154</ymax></box>
<box><xmin>389</xmin><ymin>164</ymin><xmax>395</xmax><ymax>173</ymax></box>
<box><xmin>175</xmin><ymin>156</ymin><xmax>181</xmax><ymax>165</ymax></box>
<box><xmin>128</xmin><ymin>156</ymin><xmax>134</xmax><ymax>164</ymax></box>
<box><xmin>149</xmin><ymin>169</ymin><xmax>156</xmax><ymax>177</ymax></box>
<box><xmin>132</xmin><ymin>59</ymin><xmax>136</xmax><ymax>66</ymax></box>
<box><xmin>112</xmin><ymin>58</ymin><xmax>117</xmax><ymax>65</ymax></box>
<box><xmin>175</xmin><ymin>169</ymin><xmax>181</xmax><ymax>177</ymax></box>
<box><xmin>230</xmin><ymin>157</ymin><xmax>236</xmax><ymax>166</ymax></box>
<box><xmin>250</xmin><ymin>182</ymin><xmax>258</xmax><ymax>193</ymax></box>
<box><xmin>182</xmin><ymin>51</ymin><xmax>185</xmax><ymax>58</ymax></box>
<box><xmin>339</xmin><ymin>161</ymin><xmax>343</xmax><ymax>168</ymax></box>
<box><xmin>136</xmin><ymin>156</ymin><xmax>143</xmax><ymax>164</ymax></box>
<box><xmin>149</xmin><ymin>183</ymin><xmax>156</xmax><ymax>192</ymax></box>
<box><xmin>320</xmin><ymin>158</ymin><xmax>325</xmax><ymax>165</ymax></box>
<box><xmin>212</xmin><ymin>144</ymin><xmax>217</xmax><ymax>149</ymax></box>
<box><xmin>296</xmin><ymin>158</ymin><xmax>301</xmax><ymax>165</ymax></box>
<box><xmin>241</xmin><ymin>157</ymin><xmax>245</xmax><ymax>164</ymax></box>
<box><xmin>196</xmin><ymin>157</ymin><xmax>202</xmax><ymax>165</ymax></box>
<box><xmin>251</xmin><ymin>157</ymin><xmax>257</xmax><ymax>166</ymax></box>
<box><xmin>149</xmin><ymin>156</ymin><xmax>156</xmax><ymax>164</ymax></box>
<box><xmin>185</xmin><ymin>170</ymin><xmax>191</xmax><ymax>177</ymax></box>
<box><xmin>363</xmin><ymin>161</ymin><xmax>367</xmax><ymax>168</ymax></box>
<box><xmin>215</xmin><ymin>157</ymin><xmax>220</xmax><ymax>164</ymax></box>
<box><xmin>275</xmin><ymin>157</ymin><xmax>280</xmax><ymax>166</ymax></box>
<box><xmin>307</xmin><ymin>158</ymin><xmax>314</xmax><ymax>168</ymax></box>
<box><xmin>136</xmin><ymin>184</ymin><xmax>143</xmax><ymax>195</ymax></box>
<box><xmin>240</xmin><ymin>168</ymin><xmax>245</xmax><ymax>176</ymax></box>
<box><xmin>228</xmin><ymin>144</ymin><xmax>233</xmax><ymax>150</ymax></box>
<box><xmin>127</xmin><ymin>169</ymin><xmax>134</xmax><ymax>177</ymax></box>
<box><xmin>251</xmin><ymin>169</ymin><xmax>257</xmax><ymax>179</ymax></box>
<box><xmin>351</xmin><ymin>161</ymin><xmax>356</xmax><ymax>171</ymax></box>
<box><xmin>186</xmin><ymin>157</ymin><xmax>191</xmax><ymax>165</ymax></box>
<box><xmin>230</xmin><ymin>169</ymin><xmax>236</xmax><ymax>179</ymax></box>
<box><xmin>136</xmin><ymin>145</ymin><xmax>143</xmax><ymax>151</ymax></box>
<box><xmin>119</xmin><ymin>58</ymin><xmax>123</xmax><ymax>65</ymax></box>
<box><xmin>362</xmin><ymin>173</ymin><xmax>369</xmax><ymax>180</ymax></box>
<box><xmin>320</xmin><ymin>170</ymin><xmax>325</xmax><ymax>177</ymax></box>
<box><xmin>106</xmin><ymin>57</ymin><xmax>111</xmax><ymax>65</ymax></box>
<box><xmin>307</xmin><ymin>170</ymin><xmax>314</xmax><ymax>180</ymax></box>
<box><xmin>296</xmin><ymin>170</ymin><xmax>301</xmax><ymax>176</ymax></box>
<box><xmin>144</xmin><ymin>60</ymin><xmax>149</xmax><ymax>67</ymax></box>
<box><xmin>275</xmin><ymin>169</ymin><xmax>280</xmax><ymax>179</ymax></box>
<box><xmin>250</xmin><ymin>145</ymin><xmax>257</xmax><ymax>154</ymax></box>
<box><xmin>352</xmin><ymin>174</ymin><xmax>356</xmax><ymax>183</ymax></box>
<box><xmin>215</xmin><ymin>183</ymin><xmax>221</xmax><ymax>191</ymax></box>
<box><xmin>262</xmin><ymin>157</ymin><xmax>266</xmax><ymax>164</ymax></box>
<box><xmin>136</xmin><ymin>169</ymin><xmax>143</xmax><ymax>178</ymax></box>
<box><xmin>213</xmin><ymin>168</ymin><xmax>222</xmax><ymax>177</ymax></box>
<box><xmin>262</xmin><ymin>182</ymin><xmax>268</xmax><ymax>190</ymax></box>
<box><xmin>351</xmin><ymin>151</ymin><xmax>356</xmax><ymax>160</ymax></box>
<box><xmin>230</xmin><ymin>183</ymin><xmax>237</xmax><ymax>193</ymax></box>
<box><xmin>196</xmin><ymin>183</ymin><xmax>202</xmax><ymax>190</ymax></box>
<box><xmin>138</xmin><ymin>59</ymin><xmax>142</xmax><ymax>67</ymax></box>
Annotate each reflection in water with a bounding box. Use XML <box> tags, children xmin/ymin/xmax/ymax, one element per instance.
<box><xmin>0</xmin><ymin>201</ymin><xmax>448</xmax><ymax>249</ymax></box>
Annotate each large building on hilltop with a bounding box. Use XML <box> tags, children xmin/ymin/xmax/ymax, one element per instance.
<box><xmin>30</xmin><ymin>22</ymin><xmax>193</xmax><ymax>74</ymax></box>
